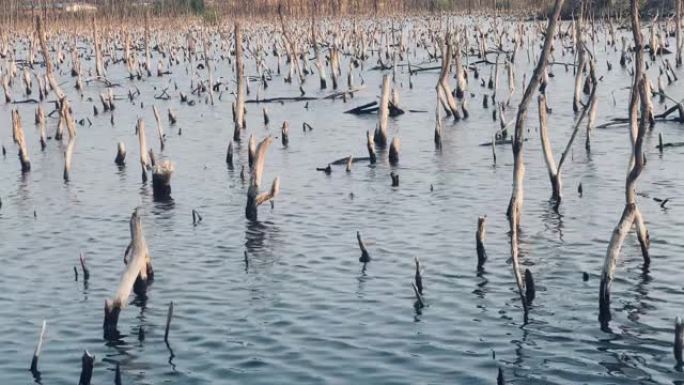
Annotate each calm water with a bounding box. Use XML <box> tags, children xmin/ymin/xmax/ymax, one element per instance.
<box><xmin>2</xmin><ymin>18</ymin><xmax>684</xmax><ymax>384</ymax></box>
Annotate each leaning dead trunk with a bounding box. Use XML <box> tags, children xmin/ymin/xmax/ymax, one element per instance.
<box><xmin>246</xmin><ymin>136</ymin><xmax>280</xmax><ymax>220</ymax></box>
<box><xmin>538</xmin><ymin>59</ymin><xmax>597</xmax><ymax>204</ymax></box>
<box><xmin>36</xmin><ymin>16</ymin><xmax>64</xmax><ymax>100</ymax></box>
<box><xmin>508</xmin><ymin>0</ymin><xmax>565</xmax><ymax>322</ymax></box>
<box><xmin>599</xmin><ymin>0</ymin><xmax>651</xmax><ymax>328</ymax></box>
<box><xmin>103</xmin><ymin>208</ymin><xmax>152</xmax><ymax>340</ymax></box>
<box><xmin>437</xmin><ymin>34</ymin><xmax>461</xmax><ymax>119</ymax></box>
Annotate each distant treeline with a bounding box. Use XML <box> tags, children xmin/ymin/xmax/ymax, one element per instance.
<box><xmin>0</xmin><ymin>0</ymin><xmax>679</xmax><ymax>23</ymax></box>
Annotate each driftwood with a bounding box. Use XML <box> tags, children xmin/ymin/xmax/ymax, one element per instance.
<box><xmin>104</xmin><ymin>208</ymin><xmax>152</xmax><ymax>340</ymax></box>
<box><xmin>344</xmin><ymin>100</ymin><xmax>404</xmax><ymax>116</ymax></box>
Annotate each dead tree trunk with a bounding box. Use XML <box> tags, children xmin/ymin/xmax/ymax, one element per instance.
<box><xmin>12</xmin><ymin>109</ymin><xmax>31</xmax><ymax>172</ymax></box>
<box><xmin>539</xmin><ymin>58</ymin><xmax>597</xmax><ymax>204</ymax></box>
<box><xmin>36</xmin><ymin>16</ymin><xmax>64</xmax><ymax>100</ymax></box>
<box><xmin>599</xmin><ymin>0</ymin><xmax>651</xmax><ymax>328</ymax></box>
<box><xmin>103</xmin><ymin>208</ymin><xmax>152</xmax><ymax>340</ymax></box>
<box><xmin>246</xmin><ymin>136</ymin><xmax>280</xmax><ymax>220</ymax></box>
<box><xmin>437</xmin><ymin>33</ymin><xmax>461</xmax><ymax>120</ymax></box>
<box><xmin>508</xmin><ymin>0</ymin><xmax>565</xmax><ymax>322</ymax></box>
<box><xmin>374</xmin><ymin>74</ymin><xmax>390</xmax><ymax>147</ymax></box>
<box><xmin>92</xmin><ymin>17</ymin><xmax>105</xmax><ymax>78</ymax></box>
<box><xmin>233</xmin><ymin>23</ymin><xmax>246</xmax><ymax>141</ymax></box>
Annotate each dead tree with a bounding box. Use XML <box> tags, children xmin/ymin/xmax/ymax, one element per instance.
<box><xmin>12</xmin><ymin>110</ymin><xmax>31</xmax><ymax>172</ymax></box>
<box><xmin>246</xmin><ymin>137</ymin><xmax>280</xmax><ymax>220</ymax></box>
<box><xmin>92</xmin><ymin>17</ymin><xmax>105</xmax><ymax>78</ymax></box>
<box><xmin>539</xmin><ymin>58</ymin><xmax>597</xmax><ymax>204</ymax></box>
<box><xmin>508</xmin><ymin>0</ymin><xmax>565</xmax><ymax>322</ymax></box>
<box><xmin>374</xmin><ymin>74</ymin><xmax>390</xmax><ymax>147</ymax></box>
<box><xmin>233</xmin><ymin>23</ymin><xmax>246</xmax><ymax>141</ymax></box>
<box><xmin>152</xmin><ymin>160</ymin><xmax>174</xmax><ymax>201</ymax></box>
<box><xmin>137</xmin><ymin>119</ymin><xmax>151</xmax><ymax>182</ymax></box>
<box><xmin>437</xmin><ymin>33</ymin><xmax>461</xmax><ymax>119</ymax></box>
<box><xmin>36</xmin><ymin>16</ymin><xmax>64</xmax><ymax>101</ymax></box>
<box><xmin>677</xmin><ymin>0</ymin><xmax>683</xmax><ymax>67</ymax></box>
<box><xmin>598</xmin><ymin>0</ymin><xmax>651</xmax><ymax>328</ymax></box>
<box><xmin>103</xmin><ymin>208</ymin><xmax>152</xmax><ymax>340</ymax></box>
